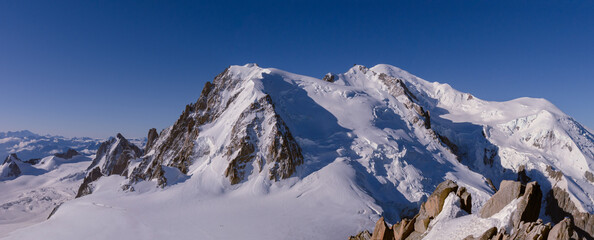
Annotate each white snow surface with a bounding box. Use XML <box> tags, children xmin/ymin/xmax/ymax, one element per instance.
<box><xmin>2</xmin><ymin>64</ymin><xmax>593</xmax><ymax>239</ymax></box>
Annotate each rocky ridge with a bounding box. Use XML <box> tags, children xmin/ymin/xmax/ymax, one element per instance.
<box><xmin>76</xmin><ymin>134</ymin><xmax>142</xmax><ymax>197</ymax></box>
<box><xmin>126</xmin><ymin>66</ymin><xmax>303</xmax><ymax>187</ymax></box>
<box><xmin>351</xmin><ymin>179</ymin><xmax>593</xmax><ymax>240</ymax></box>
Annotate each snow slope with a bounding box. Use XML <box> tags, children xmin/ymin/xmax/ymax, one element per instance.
<box><xmin>2</xmin><ymin>64</ymin><xmax>592</xmax><ymax>239</ymax></box>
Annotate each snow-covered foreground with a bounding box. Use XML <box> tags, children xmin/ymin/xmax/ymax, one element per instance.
<box><xmin>0</xmin><ymin>156</ymin><xmax>90</xmax><ymax>237</ymax></box>
<box><xmin>1</xmin><ymin>63</ymin><xmax>592</xmax><ymax>239</ymax></box>
<box><xmin>5</xmin><ymin>161</ymin><xmax>378</xmax><ymax>239</ymax></box>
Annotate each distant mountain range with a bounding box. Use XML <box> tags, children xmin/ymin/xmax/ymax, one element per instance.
<box><xmin>1</xmin><ymin>64</ymin><xmax>592</xmax><ymax>239</ymax></box>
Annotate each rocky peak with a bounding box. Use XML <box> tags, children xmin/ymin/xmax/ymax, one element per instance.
<box><xmin>323</xmin><ymin>73</ymin><xmax>336</xmax><ymax>82</ymax></box>
<box><xmin>128</xmin><ymin>66</ymin><xmax>303</xmax><ymax>187</ymax></box>
<box><xmin>144</xmin><ymin>128</ymin><xmax>158</xmax><ymax>153</ymax></box>
<box><xmin>87</xmin><ymin>133</ymin><xmax>142</xmax><ymax>176</ymax></box>
<box><xmin>3</xmin><ymin>153</ymin><xmax>21</xmax><ymax>164</ymax></box>
<box><xmin>1</xmin><ymin>153</ymin><xmax>22</xmax><ymax>179</ymax></box>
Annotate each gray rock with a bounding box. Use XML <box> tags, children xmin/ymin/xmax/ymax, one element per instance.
<box><xmin>349</xmin><ymin>230</ymin><xmax>372</xmax><ymax>240</ymax></box>
<box><xmin>54</xmin><ymin>149</ymin><xmax>79</xmax><ymax>159</ymax></box>
<box><xmin>512</xmin><ymin>181</ymin><xmax>542</xmax><ymax>226</ymax></box>
<box><xmin>480</xmin><ymin>180</ymin><xmax>523</xmax><ymax>218</ymax></box>
<box><xmin>509</xmin><ymin>220</ymin><xmax>551</xmax><ymax>240</ymax></box>
<box><xmin>145</xmin><ymin>128</ymin><xmax>158</xmax><ymax>153</ymax></box>
<box><xmin>547</xmin><ymin>218</ymin><xmax>578</xmax><ymax>240</ymax></box>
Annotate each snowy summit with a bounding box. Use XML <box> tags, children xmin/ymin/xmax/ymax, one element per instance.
<box><xmin>1</xmin><ymin>64</ymin><xmax>593</xmax><ymax>240</ymax></box>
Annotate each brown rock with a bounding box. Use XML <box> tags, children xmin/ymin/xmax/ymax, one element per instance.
<box><xmin>145</xmin><ymin>128</ymin><xmax>158</xmax><ymax>152</ymax></box>
<box><xmin>413</xmin><ymin>215</ymin><xmax>430</xmax><ymax>233</ymax></box>
<box><xmin>509</xmin><ymin>220</ymin><xmax>551</xmax><ymax>240</ymax></box>
<box><xmin>547</xmin><ymin>218</ymin><xmax>578</xmax><ymax>240</ymax></box>
<box><xmin>422</xmin><ymin>180</ymin><xmax>459</xmax><ymax>218</ymax></box>
<box><xmin>393</xmin><ymin>217</ymin><xmax>415</xmax><ymax>240</ymax></box>
<box><xmin>480</xmin><ymin>180</ymin><xmax>523</xmax><ymax>218</ymax></box>
<box><xmin>349</xmin><ymin>230</ymin><xmax>372</xmax><ymax>240</ymax></box>
<box><xmin>512</xmin><ymin>181</ymin><xmax>542</xmax><ymax>226</ymax></box>
<box><xmin>456</xmin><ymin>187</ymin><xmax>472</xmax><ymax>214</ymax></box>
<box><xmin>546</xmin><ymin>186</ymin><xmax>594</xmax><ymax>238</ymax></box>
<box><xmin>404</xmin><ymin>231</ymin><xmax>423</xmax><ymax>240</ymax></box>
<box><xmin>479</xmin><ymin>227</ymin><xmax>498</xmax><ymax>240</ymax></box>
<box><xmin>371</xmin><ymin>217</ymin><xmax>393</xmax><ymax>240</ymax></box>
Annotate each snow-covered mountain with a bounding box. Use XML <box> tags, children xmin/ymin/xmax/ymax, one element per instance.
<box><xmin>1</xmin><ymin>64</ymin><xmax>593</xmax><ymax>239</ymax></box>
<box><xmin>0</xmin><ymin>130</ymin><xmax>102</xmax><ymax>161</ymax></box>
<box><xmin>0</xmin><ymin>132</ymin><xmax>145</xmax><ymax>237</ymax></box>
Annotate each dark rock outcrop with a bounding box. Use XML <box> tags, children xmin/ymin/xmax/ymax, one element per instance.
<box><xmin>585</xmin><ymin>171</ymin><xmax>594</xmax><ymax>183</ymax></box>
<box><xmin>457</xmin><ymin>187</ymin><xmax>472</xmax><ymax>214</ymax></box>
<box><xmin>547</xmin><ymin>218</ymin><xmax>579</xmax><ymax>240</ymax></box>
<box><xmin>546</xmin><ymin>186</ymin><xmax>594</xmax><ymax>238</ymax></box>
<box><xmin>87</xmin><ymin>133</ymin><xmax>142</xmax><ymax>176</ymax></box>
<box><xmin>75</xmin><ymin>167</ymin><xmax>102</xmax><ymax>198</ymax></box>
<box><xmin>54</xmin><ymin>149</ymin><xmax>79</xmax><ymax>159</ymax></box>
<box><xmin>224</xmin><ymin>95</ymin><xmax>303</xmax><ymax>184</ymax></box>
<box><xmin>1</xmin><ymin>154</ymin><xmax>22</xmax><ymax>179</ymax></box>
<box><xmin>76</xmin><ymin>134</ymin><xmax>142</xmax><ymax>197</ymax></box>
<box><xmin>144</xmin><ymin>128</ymin><xmax>158</xmax><ymax>153</ymax></box>
<box><xmin>517</xmin><ymin>165</ymin><xmax>531</xmax><ymax>184</ymax></box>
<box><xmin>47</xmin><ymin>203</ymin><xmax>62</xmax><ymax>219</ymax></box>
<box><xmin>24</xmin><ymin>158</ymin><xmax>41</xmax><ymax>165</ymax></box>
<box><xmin>323</xmin><ymin>73</ymin><xmax>336</xmax><ymax>83</ymax></box>
<box><xmin>512</xmin><ymin>181</ymin><xmax>542</xmax><ymax>226</ymax></box>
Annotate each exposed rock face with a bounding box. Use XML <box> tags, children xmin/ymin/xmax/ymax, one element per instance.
<box><xmin>464</xmin><ymin>227</ymin><xmax>497</xmax><ymax>240</ymax></box>
<box><xmin>352</xmin><ymin>180</ymin><xmax>469</xmax><ymax>240</ymax></box>
<box><xmin>1</xmin><ymin>153</ymin><xmax>22</xmax><ymax>179</ymax></box>
<box><xmin>371</xmin><ymin>217</ymin><xmax>393</xmax><ymax>240</ymax></box>
<box><xmin>512</xmin><ymin>181</ymin><xmax>542</xmax><ymax>226</ymax></box>
<box><xmin>75</xmin><ymin>167</ymin><xmax>102</xmax><ymax>198</ymax></box>
<box><xmin>546</xmin><ymin>186</ymin><xmax>594</xmax><ymax>238</ymax></box>
<box><xmin>76</xmin><ymin>134</ymin><xmax>142</xmax><ymax>197</ymax></box>
<box><xmin>323</xmin><ymin>73</ymin><xmax>336</xmax><ymax>82</ymax></box>
<box><xmin>546</xmin><ymin>165</ymin><xmax>563</xmax><ymax>181</ymax></box>
<box><xmin>144</xmin><ymin>128</ymin><xmax>158</xmax><ymax>153</ymax></box>
<box><xmin>351</xmin><ymin>179</ymin><xmax>593</xmax><ymax>240</ymax></box>
<box><xmin>517</xmin><ymin>165</ymin><xmax>531</xmax><ymax>184</ymax></box>
<box><xmin>349</xmin><ymin>230</ymin><xmax>372</xmax><ymax>240</ymax></box>
<box><xmin>224</xmin><ymin>95</ymin><xmax>303</xmax><ymax>184</ymax></box>
<box><xmin>392</xmin><ymin>218</ymin><xmax>415</xmax><ymax>240</ymax></box>
<box><xmin>508</xmin><ymin>220</ymin><xmax>551</xmax><ymax>240</ymax></box>
<box><xmin>128</xmin><ymin>67</ymin><xmax>303</xmax><ymax>187</ymax></box>
<box><xmin>23</xmin><ymin>158</ymin><xmax>41</xmax><ymax>165</ymax></box>
<box><xmin>422</xmin><ymin>180</ymin><xmax>459</xmax><ymax>218</ymax></box>
<box><xmin>54</xmin><ymin>149</ymin><xmax>79</xmax><ymax>159</ymax></box>
<box><xmin>585</xmin><ymin>171</ymin><xmax>594</xmax><ymax>183</ymax></box>
<box><xmin>457</xmin><ymin>187</ymin><xmax>472</xmax><ymax>214</ymax></box>
<box><xmin>480</xmin><ymin>180</ymin><xmax>523</xmax><ymax>218</ymax></box>
<box><xmin>547</xmin><ymin>218</ymin><xmax>579</xmax><ymax>240</ymax></box>
<box><xmin>87</xmin><ymin>133</ymin><xmax>142</xmax><ymax>176</ymax></box>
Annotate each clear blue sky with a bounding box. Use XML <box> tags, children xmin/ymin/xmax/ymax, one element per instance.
<box><xmin>0</xmin><ymin>1</ymin><xmax>592</xmax><ymax>138</ymax></box>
